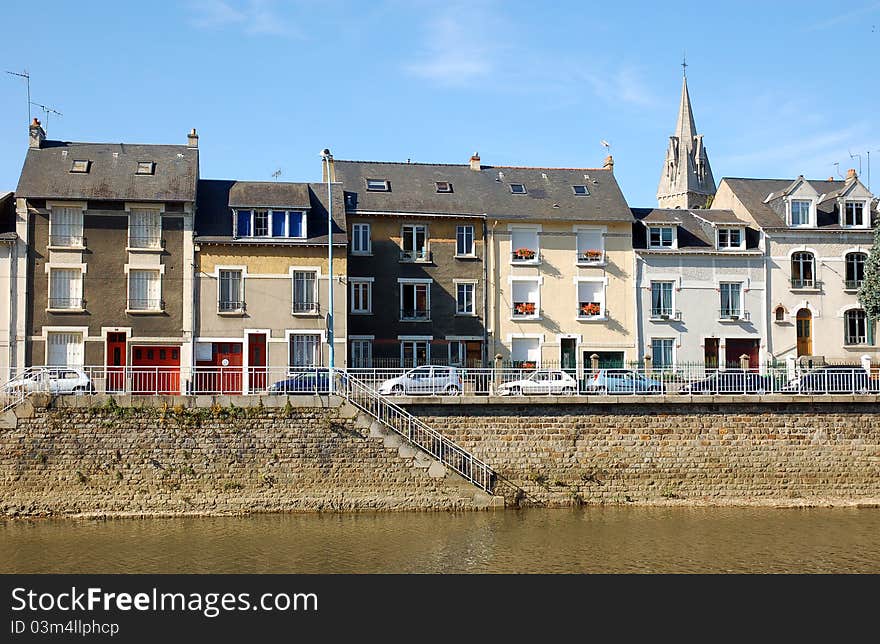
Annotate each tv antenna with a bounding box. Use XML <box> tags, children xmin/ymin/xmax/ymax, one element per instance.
<box><xmin>848</xmin><ymin>150</ymin><xmax>862</xmax><ymax>176</ymax></box>
<box><xmin>30</xmin><ymin>101</ymin><xmax>62</xmax><ymax>134</ymax></box>
<box><xmin>271</xmin><ymin>168</ymin><xmax>282</xmax><ymax>181</ymax></box>
<box><xmin>832</xmin><ymin>162</ymin><xmax>843</xmax><ymax>179</ymax></box>
<box><xmin>5</xmin><ymin>69</ymin><xmax>31</xmax><ymax>123</ymax></box>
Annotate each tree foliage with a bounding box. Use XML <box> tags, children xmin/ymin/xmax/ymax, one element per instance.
<box><xmin>858</xmin><ymin>224</ymin><xmax>880</xmax><ymax>320</ymax></box>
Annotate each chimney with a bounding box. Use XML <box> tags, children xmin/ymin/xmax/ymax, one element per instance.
<box><xmin>827</xmin><ymin>176</ymin><xmax>834</xmax><ymax>181</ymax></box>
<box><xmin>187</xmin><ymin>128</ymin><xmax>199</xmax><ymax>148</ymax></box>
<box><xmin>321</xmin><ymin>148</ymin><xmax>335</xmax><ymax>182</ymax></box>
<box><xmin>28</xmin><ymin>118</ymin><xmax>45</xmax><ymax>149</ymax></box>
<box><xmin>846</xmin><ymin>168</ymin><xmax>857</xmax><ymax>182</ymax></box>
<box><xmin>469</xmin><ymin>152</ymin><xmax>481</xmax><ymax>171</ymax></box>
<box><xmin>603</xmin><ymin>154</ymin><xmax>614</xmax><ymax>173</ymax></box>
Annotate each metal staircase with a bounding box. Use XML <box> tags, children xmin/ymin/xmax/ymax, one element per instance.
<box><xmin>341</xmin><ymin>374</ymin><xmax>495</xmax><ymax>493</ymax></box>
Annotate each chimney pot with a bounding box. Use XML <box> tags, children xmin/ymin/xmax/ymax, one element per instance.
<box><xmin>846</xmin><ymin>168</ymin><xmax>857</xmax><ymax>181</ymax></box>
<box><xmin>603</xmin><ymin>154</ymin><xmax>614</xmax><ymax>172</ymax></box>
<box><xmin>187</xmin><ymin>128</ymin><xmax>199</xmax><ymax>148</ymax></box>
<box><xmin>28</xmin><ymin>118</ymin><xmax>46</xmax><ymax>149</ymax></box>
<box><xmin>469</xmin><ymin>152</ymin><xmax>481</xmax><ymax>171</ymax></box>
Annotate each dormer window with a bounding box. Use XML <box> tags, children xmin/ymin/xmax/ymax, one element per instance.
<box><xmin>572</xmin><ymin>185</ymin><xmax>590</xmax><ymax>196</ymax></box>
<box><xmin>648</xmin><ymin>226</ymin><xmax>675</xmax><ymax>249</ymax></box>
<box><xmin>717</xmin><ymin>227</ymin><xmax>744</xmax><ymax>250</ymax></box>
<box><xmin>234</xmin><ymin>209</ymin><xmax>307</xmax><ymax>239</ymax></box>
<box><xmin>510</xmin><ymin>183</ymin><xmax>527</xmax><ymax>194</ymax></box>
<box><xmin>790</xmin><ymin>199</ymin><xmax>812</xmax><ymax>226</ymax></box>
<box><xmin>135</xmin><ymin>161</ymin><xmax>155</xmax><ymax>175</ymax></box>
<box><xmin>844</xmin><ymin>201</ymin><xmax>866</xmax><ymax>227</ymax></box>
<box><xmin>366</xmin><ymin>178</ymin><xmax>390</xmax><ymax>191</ymax></box>
<box><xmin>70</xmin><ymin>160</ymin><xmax>90</xmax><ymax>173</ymax></box>
<box><xmin>435</xmin><ymin>181</ymin><xmax>453</xmax><ymax>193</ymax></box>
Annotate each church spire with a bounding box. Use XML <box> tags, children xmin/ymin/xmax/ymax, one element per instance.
<box><xmin>657</xmin><ymin>68</ymin><xmax>716</xmax><ymax>209</ymax></box>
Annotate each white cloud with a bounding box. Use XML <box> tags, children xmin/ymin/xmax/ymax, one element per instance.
<box><xmin>187</xmin><ymin>0</ymin><xmax>296</xmax><ymax>37</ymax></box>
<box><xmin>578</xmin><ymin>65</ymin><xmax>659</xmax><ymax>108</ymax></box>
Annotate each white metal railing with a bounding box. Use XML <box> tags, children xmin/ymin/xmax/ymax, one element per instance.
<box><xmin>1</xmin><ymin>367</ymin><xmax>49</xmax><ymax>413</ymax></box>
<box><xmin>341</xmin><ymin>373</ymin><xmax>495</xmax><ymax>493</ymax></box>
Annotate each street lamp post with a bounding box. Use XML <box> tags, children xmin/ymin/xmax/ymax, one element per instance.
<box><xmin>321</xmin><ymin>149</ymin><xmax>335</xmax><ymax>394</ymax></box>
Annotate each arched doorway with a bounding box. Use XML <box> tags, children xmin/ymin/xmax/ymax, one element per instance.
<box><xmin>796</xmin><ymin>308</ymin><xmax>812</xmax><ymax>356</ymax></box>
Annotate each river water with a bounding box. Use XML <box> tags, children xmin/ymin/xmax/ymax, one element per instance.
<box><xmin>2</xmin><ymin>507</ymin><xmax>879</xmax><ymax>573</ymax></box>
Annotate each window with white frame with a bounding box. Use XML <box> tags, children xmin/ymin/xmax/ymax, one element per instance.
<box><xmin>128</xmin><ymin>208</ymin><xmax>162</xmax><ymax>249</ymax></box>
<box><xmin>290</xmin><ymin>334</ymin><xmax>321</xmax><ymax>366</ymax></box>
<box><xmin>844</xmin><ymin>309</ymin><xmax>869</xmax><ymax>345</ymax></box>
<box><xmin>844</xmin><ymin>201</ymin><xmax>866</xmax><ymax>227</ymax></box>
<box><xmin>351</xmin><ymin>223</ymin><xmax>371</xmax><ymax>254</ymax></box>
<box><xmin>510</xmin><ymin>337</ymin><xmax>540</xmax><ymax>367</ymax></box>
<box><xmin>717</xmin><ymin>227</ymin><xmax>743</xmax><ymax>249</ymax></box>
<box><xmin>511</xmin><ymin>227</ymin><xmax>539</xmax><ymax>262</ymax></box>
<box><xmin>350</xmin><ymin>339</ymin><xmax>372</xmax><ymax>367</ymax></box>
<box><xmin>651</xmin><ymin>338</ymin><xmax>674</xmax><ymax>369</ymax></box>
<box><xmin>46</xmin><ymin>331</ymin><xmax>84</xmax><ymax>366</ymax></box>
<box><xmin>235</xmin><ymin>209</ymin><xmax>305</xmax><ymax>238</ymax></box>
<box><xmin>400</xmin><ymin>281</ymin><xmax>430</xmax><ymax>320</ymax></box>
<box><xmin>511</xmin><ymin>280</ymin><xmax>539</xmax><ymax>318</ymax></box>
<box><xmin>128</xmin><ymin>269</ymin><xmax>162</xmax><ymax>311</ymax></box>
<box><xmin>292</xmin><ymin>271</ymin><xmax>318</xmax><ymax>313</ymax></box>
<box><xmin>719</xmin><ymin>282</ymin><xmax>742</xmax><ymax>318</ymax></box>
<box><xmin>366</xmin><ymin>178</ymin><xmax>390</xmax><ymax>191</ymax></box>
<box><xmin>846</xmin><ymin>252</ymin><xmax>867</xmax><ymax>289</ymax></box>
<box><xmin>650</xmin><ymin>281</ymin><xmax>674</xmax><ymax>318</ymax></box>
<box><xmin>49</xmin><ymin>268</ymin><xmax>83</xmax><ymax>310</ymax></box>
<box><xmin>350</xmin><ymin>279</ymin><xmax>372</xmax><ymax>314</ymax></box>
<box><xmin>577</xmin><ymin>281</ymin><xmax>604</xmax><ymax>318</ymax></box>
<box><xmin>790</xmin><ymin>199</ymin><xmax>811</xmax><ymax>226</ymax></box>
<box><xmin>400</xmin><ymin>340</ymin><xmax>429</xmax><ymax>367</ymax></box>
<box><xmin>456</xmin><ymin>225</ymin><xmax>475</xmax><ymax>256</ymax></box>
<box><xmin>456</xmin><ymin>283</ymin><xmax>475</xmax><ymax>315</ymax></box>
<box><xmin>49</xmin><ymin>206</ymin><xmax>84</xmax><ymax>248</ymax></box>
<box><xmin>648</xmin><ymin>226</ymin><xmax>674</xmax><ymax>249</ymax></box>
<box><xmin>401</xmin><ymin>224</ymin><xmax>428</xmax><ymax>261</ymax></box>
<box><xmin>576</xmin><ymin>228</ymin><xmax>604</xmax><ymax>263</ymax></box>
<box><xmin>218</xmin><ymin>270</ymin><xmax>244</xmax><ymax>312</ymax></box>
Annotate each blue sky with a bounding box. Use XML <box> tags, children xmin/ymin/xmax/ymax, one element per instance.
<box><xmin>2</xmin><ymin>0</ymin><xmax>879</xmax><ymax>205</ymax></box>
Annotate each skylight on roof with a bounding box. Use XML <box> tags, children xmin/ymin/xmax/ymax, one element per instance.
<box><xmin>136</xmin><ymin>161</ymin><xmax>155</xmax><ymax>175</ymax></box>
<box><xmin>70</xmin><ymin>160</ymin><xmax>90</xmax><ymax>174</ymax></box>
<box><xmin>435</xmin><ymin>181</ymin><xmax>453</xmax><ymax>193</ymax></box>
<box><xmin>572</xmin><ymin>185</ymin><xmax>590</xmax><ymax>196</ymax></box>
<box><xmin>510</xmin><ymin>183</ymin><xmax>527</xmax><ymax>194</ymax></box>
<box><xmin>366</xmin><ymin>178</ymin><xmax>390</xmax><ymax>191</ymax></box>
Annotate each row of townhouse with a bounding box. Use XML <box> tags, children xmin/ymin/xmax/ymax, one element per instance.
<box><xmin>0</xmin><ymin>73</ymin><xmax>877</xmax><ymax>391</ymax></box>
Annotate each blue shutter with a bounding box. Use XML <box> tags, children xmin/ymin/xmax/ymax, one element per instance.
<box><xmin>288</xmin><ymin>212</ymin><xmax>303</xmax><ymax>238</ymax></box>
<box><xmin>236</xmin><ymin>210</ymin><xmax>251</xmax><ymax>237</ymax></box>
<box><xmin>272</xmin><ymin>211</ymin><xmax>286</xmax><ymax>237</ymax></box>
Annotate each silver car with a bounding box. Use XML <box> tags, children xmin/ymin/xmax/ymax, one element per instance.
<box><xmin>497</xmin><ymin>370</ymin><xmax>578</xmax><ymax>396</ymax></box>
<box><xmin>377</xmin><ymin>366</ymin><xmax>463</xmax><ymax>396</ymax></box>
<box><xmin>5</xmin><ymin>367</ymin><xmax>96</xmax><ymax>395</ymax></box>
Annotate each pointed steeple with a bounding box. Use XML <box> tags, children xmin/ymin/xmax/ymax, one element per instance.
<box><xmin>657</xmin><ymin>70</ymin><xmax>716</xmax><ymax>209</ymax></box>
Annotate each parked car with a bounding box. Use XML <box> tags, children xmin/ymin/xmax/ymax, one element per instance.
<box><xmin>497</xmin><ymin>369</ymin><xmax>578</xmax><ymax>396</ymax></box>
<box><xmin>584</xmin><ymin>369</ymin><xmax>664</xmax><ymax>395</ymax></box>
<box><xmin>268</xmin><ymin>369</ymin><xmax>348</xmax><ymax>395</ymax></box>
<box><xmin>678</xmin><ymin>370</ymin><xmax>770</xmax><ymax>395</ymax></box>
<box><xmin>377</xmin><ymin>366</ymin><xmax>463</xmax><ymax>396</ymax></box>
<box><xmin>782</xmin><ymin>366</ymin><xmax>875</xmax><ymax>394</ymax></box>
<box><xmin>4</xmin><ymin>367</ymin><xmax>95</xmax><ymax>395</ymax></box>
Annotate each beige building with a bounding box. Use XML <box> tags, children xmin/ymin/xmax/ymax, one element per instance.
<box><xmin>0</xmin><ymin>192</ymin><xmax>17</xmax><ymax>381</ymax></box>
<box><xmin>193</xmin><ymin>180</ymin><xmax>347</xmax><ymax>393</ymax></box>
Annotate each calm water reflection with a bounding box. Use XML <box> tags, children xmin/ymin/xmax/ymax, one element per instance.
<box><xmin>2</xmin><ymin>507</ymin><xmax>879</xmax><ymax>573</ymax></box>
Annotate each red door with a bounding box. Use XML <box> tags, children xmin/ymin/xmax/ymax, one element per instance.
<box><xmin>131</xmin><ymin>345</ymin><xmax>181</xmax><ymax>395</ymax></box>
<box><xmin>106</xmin><ymin>332</ymin><xmax>127</xmax><ymax>393</ymax></box>
<box><xmin>214</xmin><ymin>342</ymin><xmax>243</xmax><ymax>394</ymax></box>
<box><xmin>248</xmin><ymin>334</ymin><xmax>267</xmax><ymax>393</ymax></box>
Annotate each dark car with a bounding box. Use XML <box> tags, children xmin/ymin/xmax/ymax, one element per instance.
<box><xmin>782</xmin><ymin>366</ymin><xmax>875</xmax><ymax>394</ymax></box>
<box><xmin>268</xmin><ymin>369</ymin><xmax>348</xmax><ymax>395</ymax></box>
<box><xmin>678</xmin><ymin>370</ymin><xmax>770</xmax><ymax>395</ymax></box>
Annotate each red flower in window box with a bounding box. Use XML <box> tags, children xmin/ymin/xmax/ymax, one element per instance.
<box><xmin>581</xmin><ymin>249</ymin><xmax>603</xmax><ymax>261</ymax></box>
<box><xmin>580</xmin><ymin>302</ymin><xmax>601</xmax><ymax>317</ymax></box>
<box><xmin>515</xmin><ymin>302</ymin><xmax>536</xmax><ymax>315</ymax></box>
<box><xmin>514</xmin><ymin>247</ymin><xmax>536</xmax><ymax>260</ymax></box>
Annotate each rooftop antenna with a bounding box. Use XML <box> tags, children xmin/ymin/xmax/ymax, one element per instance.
<box><xmin>600</xmin><ymin>139</ymin><xmax>611</xmax><ymax>152</ymax></box>
<box><xmin>271</xmin><ymin>168</ymin><xmax>282</xmax><ymax>181</ymax></box>
<box><xmin>5</xmin><ymin>69</ymin><xmax>31</xmax><ymax>124</ymax></box>
<box><xmin>832</xmin><ymin>162</ymin><xmax>843</xmax><ymax>179</ymax></box>
<box><xmin>848</xmin><ymin>150</ymin><xmax>862</xmax><ymax>176</ymax></box>
<box><xmin>30</xmin><ymin>101</ymin><xmax>62</xmax><ymax>134</ymax></box>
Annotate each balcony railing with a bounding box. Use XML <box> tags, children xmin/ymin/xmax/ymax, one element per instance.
<box><xmin>845</xmin><ymin>280</ymin><xmax>864</xmax><ymax>290</ymax></box>
<box><xmin>48</xmin><ymin>234</ymin><xmax>85</xmax><ymax>248</ymax></box>
<box><xmin>577</xmin><ymin>250</ymin><xmax>604</xmax><ymax>264</ymax></box>
<box><xmin>650</xmin><ymin>309</ymin><xmax>681</xmax><ymax>321</ymax></box>
<box><xmin>127</xmin><ymin>235</ymin><xmax>165</xmax><ymax>250</ymax></box>
<box><xmin>48</xmin><ymin>297</ymin><xmax>86</xmax><ymax>310</ymax></box>
<box><xmin>577</xmin><ymin>301</ymin><xmax>603</xmax><ymax>318</ymax></box>
<box><xmin>511</xmin><ymin>249</ymin><xmax>539</xmax><ymax>263</ymax></box>
<box><xmin>127</xmin><ymin>298</ymin><xmax>165</xmax><ymax>312</ymax></box>
<box><xmin>400</xmin><ymin>308</ymin><xmax>430</xmax><ymax>321</ymax></box>
<box><xmin>845</xmin><ymin>333</ymin><xmax>867</xmax><ymax>345</ymax></box>
<box><xmin>218</xmin><ymin>300</ymin><xmax>246</xmax><ymax>313</ymax></box>
<box><xmin>399</xmin><ymin>249</ymin><xmax>431</xmax><ymax>262</ymax></box>
<box><xmin>292</xmin><ymin>301</ymin><xmax>320</xmax><ymax>314</ymax></box>
<box><xmin>512</xmin><ymin>301</ymin><xmax>538</xmax><ymax>317</ymax></box>
<box><xmin>791</xmin><ymin>278</ymin><xmax>819</xmax><ymax>289</ymax></box>
<box><xmin>719</xmin><ymin>309</ymin><xmax>750</xmax><ymax>321</ymax></box>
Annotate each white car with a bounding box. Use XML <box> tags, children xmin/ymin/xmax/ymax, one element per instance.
<box><xmin>377</xmin><ymin>366</ymin><xmax>463</xmax><ymax>396</ymax></box>
<box><xmin>5</xmin><ymin>367</ymin><xmax>95</xmax><ymax>395</ymax></box>
<box><xmin>497</xmin><ymin>369</ymin><xmax>578</xmax><ymax>396</ymax></box>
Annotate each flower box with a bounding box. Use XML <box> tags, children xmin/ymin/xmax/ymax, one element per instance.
<box><xmin>580</xmin><ymin>249</ymin><xmax>604</xmax><ymax>262</ymax></box>
<box><xmin>514</xmin><ymin>301</ymin><xmax>537</xmax><ymax>316</ymax></box>
<box><xmin>579</xmin><ymin>302</ymin><xmax>601</xmax><ymax>317</ymax></box>
<box><xmin>513</xmin><ymin>248</ymin><xmax>537</xmax><ymax>261</ymax></box>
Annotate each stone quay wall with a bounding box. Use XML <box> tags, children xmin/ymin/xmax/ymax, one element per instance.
<box><xmin>404</xmin><ymin>400</ymin><xmax>880</xmax><ymax>507</ymax></box>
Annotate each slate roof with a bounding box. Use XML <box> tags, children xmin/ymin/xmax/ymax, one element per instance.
<box><xmin>333</xmin><ymin>159</ymin><xmax>632</xmax><ymax>221</ymax></box>
<box><xmin>195</xmin><ymin>180</ymin><xmax>347</xmax><ymax>246</ymax></box>
<box><xmin>228</xmin><ymin>182</ymin><xmax>310</xmax><ymax>209</ymax></box>
<box><xmin>721</xmin><ymin>177</ymin><xmax>875</xmax><ymax>230</ymax></box>
<box><xmin>632</xmin><ymin>208</ymin><xmax>760</xmax><ymax>252</ymax></box>
<box><xmin>16</xmin><ymin>141</ymin><xmax>198</xmax><ymax>202</ymax></box>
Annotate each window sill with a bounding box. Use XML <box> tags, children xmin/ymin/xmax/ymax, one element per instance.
<box><xmin>455</xmin><ymin>312</ymin><xmax>478</xmax><ymax>317</ymax></box>
<box><xmin>843</xmin><ymin>344</ymin><xmax>875</xmax><ymax>349</ymax></box>
<box><xmin>577</xmin><ymin>316</ymin><xmax>607</xmax><ymax>322</ymax></box>
<box><xmin>647</xmin><ymin>246</ymin><xmax>675</xmax><ymax>251</ymax></box>
<box><xmin>510</xmin><ymin>260</ymin><xmax>541</xmax><ymax>266</ymax></box>
<box><xmin>350</xmin><ymin>310</ymin><xmax>373</xmax><ymax>315</ymax></box>
<box><xmin>844</xmin><ymin>288</ymin><xmax>861</xmax><ymax>294</ymax></box>
<box><xmin>454</xmin><ymin>254</ymin><xmax>479</xmax><ymax>260</ymax></box>
<box><xmin>789</xmin><ymin>287</ymin><xmax>821</xmax><ymax>293</ymax></box>
<box><xmin>398</xmin><ymin>259</ymin><xmax>433</xmax><ymax>264</ymax></box>
<box><xmin>576</xmin><ymin>260</ymin><xmax>606</xmax><ymax>268</ymax></box>
<box><xmin>649</xmin><ymin>316</ymin><xmax>679</xmax><ymax>323</ymax></box>
<box><xmin>126</xmin><ymin>309</ymin><xmax>165</xmax><ymax>315</ymax></box>
<box><xmin>510</xmin><ymin>316</ymin><xmax>541</xmax><ymax>322</ymax></box>
<box><xmin>350</xmin><ymin>252</ymin><xmax>373</xmax><ymax>257</ymax></box>
<box><xmin>717</xmin><ymin>317</ymin><xmax>747</xmax><ymax>323</ymax></box>
<box><xmin>47</xmin><ymin>245</ymin><xmax>86</xmax><ymax>252</ymax></box>
<box><xmin>400</xmin><ymin>318</ymin><xmax>432</xmax><ymax>323</ymax></box>
<box><xmin>126</xmin><ymin>246</ymin><xmax>164</xmax><ymax>253</ymax></box>
<box><xmin>292</xmin><ymin>311</ymin><xmax>321</xmax><ymax>317</ymax></box>
<box><xmin>46</xmin><ymin>307</ymin><xmax>86</xmax><ymax>314</ymax></box>
<box><xmin>217</xmin><ymin>310</ymin><xmax>246</xmax><ymax>317</ymax></box>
